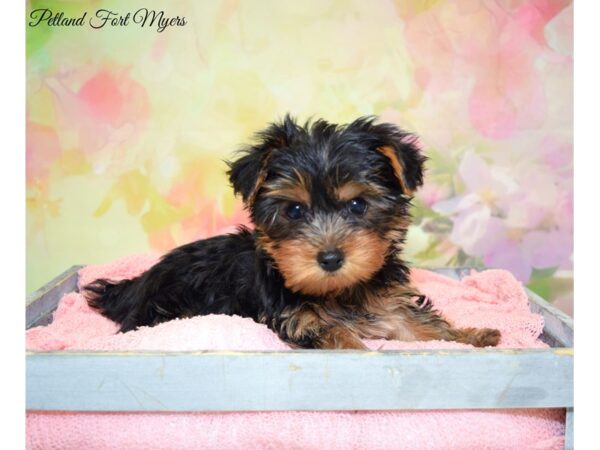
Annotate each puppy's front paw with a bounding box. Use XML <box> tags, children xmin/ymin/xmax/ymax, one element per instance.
<box><xmin>472</xmin><ymin>328</ymin><xmax>501</xmax><ymax>347</ymax></box>
<box><xmin>458</xmin><ymin>327</ymin><xmax>501</xmax><ymax>347</ymax></box>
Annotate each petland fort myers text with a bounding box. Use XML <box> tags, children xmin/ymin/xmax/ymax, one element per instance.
<box><xmin>28</xmin><ymin>8</ymin><xmax>187</xmax><ymax>33</ymax></box>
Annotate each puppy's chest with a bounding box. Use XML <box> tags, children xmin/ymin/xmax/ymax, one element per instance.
<box><xmin>317</xmin><ymin>287</ymin><xmax>420</xmax><ymax>336</ymax></box>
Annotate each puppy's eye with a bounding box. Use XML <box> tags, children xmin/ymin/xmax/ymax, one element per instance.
<box><xmin>347</xmin><ymin>197</ymin><xmax>367</xmax><ymax>216</ymax></box>
<box><xmin>286</xmin><ymin>203</ymin><xmax>305</xmax><ymax>220</ymax></box>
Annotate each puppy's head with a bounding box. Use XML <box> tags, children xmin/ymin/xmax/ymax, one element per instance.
<box><xmin>228</xmin><ymin>115</ymin><xmax>426</xmax><ymax>296</ymax></box>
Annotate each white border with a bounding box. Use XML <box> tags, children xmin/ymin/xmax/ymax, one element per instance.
<box><xmin>574</xmin><ymin>0</ymin><xmax>598</xmax><ymax>447</ymax></box>
<box><xmin>2</xmin><ymin>1</ymin><xmax>25</xmax><ymax>449</ymax></box>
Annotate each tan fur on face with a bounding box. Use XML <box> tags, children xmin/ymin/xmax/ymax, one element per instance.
<box><xmin>264</xmin><ymin>230</ymin><xmax>389</xmax><ymax>296</ymax></box>
<box><xmin>264</xmin><ymin>185</ymin><xmax>310</xmax><ymax>204</ymax></box>
<box><xmin>263</xmin><ymin>169</ymin><xmax>311</xmax><ymax>204</ymax></box>
<box><xmin>247</xmin><ymin>152</ymin><xmax>273</xmax><ymax>207</ymax></box>
<box><xmin>378</xmin><ymin>146</ymin><xmax>412</xmax><ymax>195</ymax></box>
<box><xmin>334</xmin><ymin>182</ymin><xmax>383</xmax><ymax>202</ymax></box>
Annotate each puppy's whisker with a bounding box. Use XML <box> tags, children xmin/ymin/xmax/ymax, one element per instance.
<box><xmin>268</xmin><ymin>210</ymin><xmax>279</xmax><ymax>228</ymax></box>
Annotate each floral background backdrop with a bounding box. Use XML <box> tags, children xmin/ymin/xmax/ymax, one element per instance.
<box><xmin>26</xmin><ymin>0</ymin><xmax>573</xmax><ymax>314</ymax></box>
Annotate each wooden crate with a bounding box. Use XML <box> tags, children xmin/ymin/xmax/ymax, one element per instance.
<box><xmin>26</xmin><ymin>266</ymin><xmax>574</xmax><ymax>449</ymax></box>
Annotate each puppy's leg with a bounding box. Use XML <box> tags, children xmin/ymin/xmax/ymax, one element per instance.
<box><xmin>401</xmin><ymin>307</ymin><xmax>501</xmax><ymax>347</ymax></box>
<box><xmin>85</xmin><ymin>247</ymin><xmax>204</xmax><ymax>332</ymax></box>
<box><xmin>317</xmin><ymin>325</ymin><xmax>367</xmax><ymax>349</ymax></box>
<box><xmin>275</xmin><ymin>304</ymin><xmax>366</xmax><ymax>349</ymax></box>
<box><xmin>358</xmin><ymin>291</ymin><xmax>501</xmax><ymax>347</ymax></box>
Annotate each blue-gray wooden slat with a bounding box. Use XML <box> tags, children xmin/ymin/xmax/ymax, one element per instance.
<box><xmin>26</xmin><ymin>265</ymin><xmax>82</xmax><ymax>329</ymax></box>
<box><xmin>564</xmin><ymin>408</ymin><xmax>574</xmax><ymax>450</ymax></box>
<box><xmin>526</xmin><ymin>289</ymin><xmax>574</xmax><ymax>347</ymax></box>
<box><xmin>26</xmin><ymin>348</ymin><xmax>573</xmax><ymax>412</ymax></box>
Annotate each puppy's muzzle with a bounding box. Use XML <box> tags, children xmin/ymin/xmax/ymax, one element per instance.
<box><xmin>317</xmin><ymin>249</ymin><xmax>344</xmax><ymax>272</ymax></box>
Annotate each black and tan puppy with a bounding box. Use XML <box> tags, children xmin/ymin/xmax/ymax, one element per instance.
<box><xmin>85</xmin><ymin>116</ymin><xmax>501</xmax><ymax>349</ymax></box>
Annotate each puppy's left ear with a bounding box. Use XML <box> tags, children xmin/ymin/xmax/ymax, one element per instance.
<box><xmin>227</xmin><ymin>115</ymin><xmax>299</xmax><ymax>206</ymax></box>
<box><xmin>361</xmin><ymin>120</ymin><xmax>427</xmax><ymax>195</ymax></box>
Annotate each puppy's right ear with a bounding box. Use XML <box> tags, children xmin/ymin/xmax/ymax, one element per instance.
<box><xmin>227</xmin><ymin>115</ymin><xmax>299</xmax><ymax>206</ymax></box>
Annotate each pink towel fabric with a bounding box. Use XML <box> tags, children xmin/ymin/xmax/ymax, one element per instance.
<box><xmin>26</xmin><ymin>255</ymin><xmax>565</xmax><ymax>450</ymax></box>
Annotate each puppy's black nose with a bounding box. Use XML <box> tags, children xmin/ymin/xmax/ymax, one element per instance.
<box><xmin>317</xmin><ymin>249</ymin><xmax>344</xmax><ymax>272</ymax></box>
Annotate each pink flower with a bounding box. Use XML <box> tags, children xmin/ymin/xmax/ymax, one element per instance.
<box><xmin>398</xmin><ymin>0</ymin><xmax>571</xmax><ymax>139</ymax></box>
<box><xmin>433</xmin><ymin>152</ymin><xmax>517</xmax><ymax>255</ymax></box>
<box><xmin>479</xmin><ymin>219</ymin><xmax>572</xmax><ymax>282</ymax></box>
<box><xmin>433</xmin><ymin>152</ymin><xmax>572</xmax><ymax>282</ymax></box>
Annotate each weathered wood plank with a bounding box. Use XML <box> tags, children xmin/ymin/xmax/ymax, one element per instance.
<box><xmin>526</xmin><ymin>289</ymin><xmax>573</xmax><ymax>347</ymax></box>
<box><xmin>564</xmin><ymin>407</ymin><xmax>573</xmax><ymax>450</ymax></box>
<box><xmin>26</xmin><ymin>265</ymin><xmax>82</xmax><ymax>329</ymax></box>
<box><xmin>26</xmin><ymin>349</ymin><xmax>573</xmax><ymax>412</ymax></box>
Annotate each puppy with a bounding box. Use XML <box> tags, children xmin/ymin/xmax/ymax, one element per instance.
<box><xmin>85</xmin><ymin>116</ymin><xmax>501</xmax><ymax>349</ymax></box>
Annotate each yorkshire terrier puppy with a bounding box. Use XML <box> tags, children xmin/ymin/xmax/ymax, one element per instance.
<box><xmin>85</xmin><ymin>116</ymin><xmax>501</xmax><ymax>349</ymax></box>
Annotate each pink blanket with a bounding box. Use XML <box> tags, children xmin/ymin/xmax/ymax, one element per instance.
<box><xmin>26</xmin><ymin>255</ymin><xmax>565</xmax><ymax>449</ymax></box>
